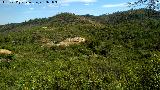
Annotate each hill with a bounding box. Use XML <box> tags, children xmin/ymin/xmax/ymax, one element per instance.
<box><xmin>83</xmin><ymin>8</ymin><xmax>160</xmax><ymax>25</ymax></box>
<box><xmin>0</xmin><ymin>9</ymin><xmax>160</xmax><ymax>89</ymax></box>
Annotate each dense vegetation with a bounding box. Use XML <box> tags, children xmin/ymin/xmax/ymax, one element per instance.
<box><xmin>0</xmin><ymin>9</ymin><xmax>160</xmax><ymax>89</ymax></box>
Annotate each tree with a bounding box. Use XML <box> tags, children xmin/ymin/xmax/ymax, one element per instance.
<box><xmin>129</xmin><ymin>0</ymin><xmax>160</xmax><ymax>10</ymax></box>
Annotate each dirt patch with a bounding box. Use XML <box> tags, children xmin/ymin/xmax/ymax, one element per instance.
<box><xmin>0</xmin><ymin>49</ymin><xmax>12</xmax><ymax>55</ymax></box>
<box><xmin>41</xmin><ymin>37</ymin><xmax>86</xmax><ymax>47</ymax></box>
<box><xmin>57</xmin><ymin>37</ymin><xmax>86</xmax><ymax>47</ymax></box>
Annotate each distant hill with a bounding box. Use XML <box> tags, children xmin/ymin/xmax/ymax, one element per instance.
<box><xmin>87</xmin><ymin>8</ymin><xmax>160</xmax><ymax>24</ymax></box>
<box><xmin>1</xmin><ymin>8</ymin><xmax>160</xmax><ymax>32</ymax></box>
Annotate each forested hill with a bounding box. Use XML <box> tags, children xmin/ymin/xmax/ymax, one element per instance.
<box><xmin>84</xmin><ymin>8</ymin><xmax>160</xmax><ymax>24</ymax></box>
<box><xmin>1</xmin><ymin>8</ymin><xmax>160</xmax><ymax>31</ymax></box>
<box><xmin>0</xmin><ymin>9</ymin><xmax>160</xmax><ymax>89</ymax></box>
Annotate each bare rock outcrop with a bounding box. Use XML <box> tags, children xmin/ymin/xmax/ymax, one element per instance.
<box><xmin>0</xmin><ymin>49</ymin><xmax>12</xmax><ymax>55</ymax></box>
<box><xmin>41</xmin><ymin>37</ymin><xmax>86</xmax><ymax>47</ymax></box>
<box><xmin>56</xmin><ymin>37</ymin><xmax>86</xmax><ymax>47</ymax></box>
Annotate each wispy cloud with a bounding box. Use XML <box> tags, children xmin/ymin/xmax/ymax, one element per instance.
<box><xmin>84</xmin><ymin>3</ymin><xmax>90</xmax><ymax>6</ymax></box>
<box><xmin>48</xmin><ymin>4</ymin><xmax>59</xmax><ymax>7</ymax></box>
<box><xmin>102</xmin><ymin>3</ymin><xmax>128</xmax><ymax>8</ymax></box>
<box><xmin>48</xmin><ymin>0</ymin><xmax>96</xmax><ymax>7</ymax></box>
<box><xmin>29</xmin><ymin>8</ymin><xmax>34</xmax><ymax>10</ymax></box>
<box><xmin>62</xmin><ymin>0</ymin><xmax>97</xmax><ymax>3</ymax></box>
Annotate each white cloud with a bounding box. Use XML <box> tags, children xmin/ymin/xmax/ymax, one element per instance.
<box><xmin>29</xmin><ymin>8</ymin><xmax>34</xmax><ymax>10</ymax></box>
<box><xmin>84</xmin><ymin>3</ymin><xmax>90</xmax><ymax>6</ymax></box>
<box><xmin>62</xmin><ymin>0</ymin><xmax>97</xmax><ymax>3</ymax></box>
<box><xmin>56</xmin><ymin>0</ymin><xmax>96</xmax><ymax>7</ymax></box>
<box><xmin>61</xmin><ymin>3</ymin><xmax>70</xmax><ymax>6</ymax></box>
<box><xmin>48</xmin><ymin>4</ymin><xmax>59</xmax><ymax>7</ymax></box>
<box><xmin>102</xmin><ymin>3</ymin><xmax>128</xmax><ymax>8</ymax></box>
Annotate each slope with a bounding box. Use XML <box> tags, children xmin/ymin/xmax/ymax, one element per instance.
<box><xmin>0</xmin><ymin>10</ymin><xmax>160</xmax><ymax>89</ymax></box>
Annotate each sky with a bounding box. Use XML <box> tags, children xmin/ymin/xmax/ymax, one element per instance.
<box><xmin>0</xmin><ymin>0</ymin><xmax>141</xmax><ymax>25</ymax></box>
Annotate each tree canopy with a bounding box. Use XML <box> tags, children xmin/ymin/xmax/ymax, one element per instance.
<box><xmin>129</xmin><ymin>0</ymin><xmax>160</xmax><ymax>10</ymax></box>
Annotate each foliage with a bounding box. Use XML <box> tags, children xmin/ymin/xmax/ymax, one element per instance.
<box><xmin>0</xmin><ymin>9</ymin><xmax>160</xmax><ymax>89</ymax></box>
<box><xmin>129</xmin><ymin>0</ymin><xmax>160</xmax><ymax>10</ymax></box>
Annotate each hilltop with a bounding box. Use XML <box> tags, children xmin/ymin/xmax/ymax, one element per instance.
<box><xmin>0</xmin><ymin>9</ymin><xmax>160</xmax><ymax>89</ymax></box>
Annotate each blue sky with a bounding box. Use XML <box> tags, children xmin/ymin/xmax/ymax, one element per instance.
<box><xmin>0</xmin><ymin>0</ymin><xmax>140</xmax><ymax>25</ymax></box>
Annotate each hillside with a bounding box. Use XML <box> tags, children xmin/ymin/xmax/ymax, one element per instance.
<box><xmin>0</xmin><ymin>9</ymin><xmax>160</xmax><ymax>89</ymax></box>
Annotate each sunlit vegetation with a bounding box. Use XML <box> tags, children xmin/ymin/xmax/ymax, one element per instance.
<box><xmin>0</xmin><ymin>9</ymin><xmax>160</xmax><ymax>89</ymax></box>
